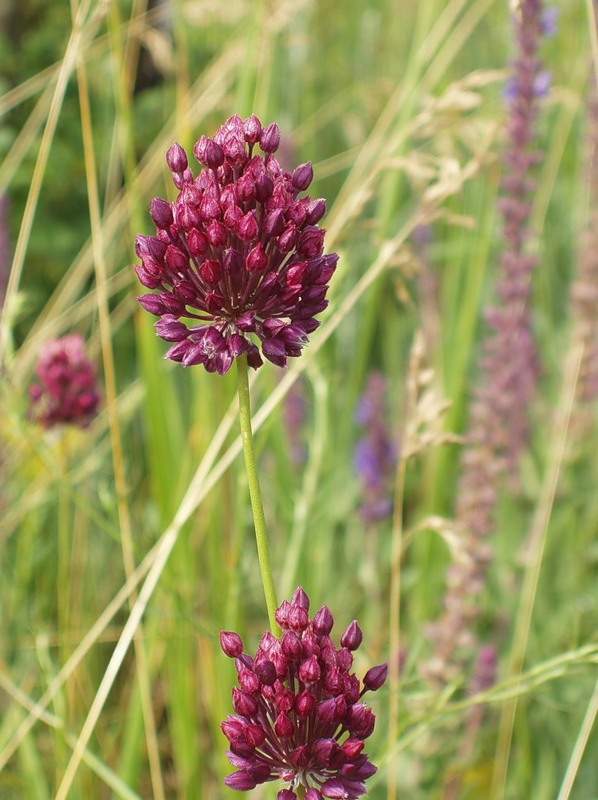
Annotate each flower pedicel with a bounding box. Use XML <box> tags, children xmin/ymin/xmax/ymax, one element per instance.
<box><xmin>134</xmin><ymin>115</ymin><xmax>338</xmax><ymax>374</ymax></box>
<box><xmin>220</xmin><ymin>588</ymin><xmax>387</xmax><ymax>799</ymax></box>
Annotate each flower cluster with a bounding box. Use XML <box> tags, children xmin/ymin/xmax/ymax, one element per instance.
<box><xmin>220</xmin><ymin>588</ymin><xmax>387</xmax><ymax>799</ymax></box>
<box><xmin>134</xmin><ymin>115</ymin><xmax>338</xmax><ymax>374</ymax></box>
<box><xmin>29</xmin><ymin>334</ymin><xmax>99</xmax><ymax>428</ymax></box>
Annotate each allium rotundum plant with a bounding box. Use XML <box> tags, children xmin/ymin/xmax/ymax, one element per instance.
<box><xmin>220</xmin><ymin>588</ymin><xmax>387</xmax><ymax>799</ymax></box>
<box><xmin>29</xmin><ymin>334</ymin><xmax>99</xmax><ymax>428</ymax></box>
<box><xmin>134</xmin><ymin>114</ymin><xmax>338</xmax><ymax>374</ymax></box>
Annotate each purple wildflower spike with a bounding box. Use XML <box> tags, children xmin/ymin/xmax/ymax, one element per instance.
<box><xmin>220</xmin><ymin>588</ymin><xmax>386</xmax><ymax>798</ymax></box>
<box><xmin>133</xmin><ymin>115</ymin><xmax>338</xmax><ymax>374</ymax></box>
<box><xmin>422</xmin><ymin>0</ymin><xmax>549</xmax><ymax>688</ymax></box>
<box><xmin>29</xmin><ymin>335</ymin><xmax>100</xmax><ymax>428</ymax></box>
<box><xmin>354</xmin><ymin>372</ymin><xmax>397</xmax><ymax>522</ymax></box>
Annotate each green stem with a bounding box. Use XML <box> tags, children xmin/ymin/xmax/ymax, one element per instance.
<box><xmin>236</xmin><ymin>354</ymin><xmax>279</xmax><ymax>633</ymax></box>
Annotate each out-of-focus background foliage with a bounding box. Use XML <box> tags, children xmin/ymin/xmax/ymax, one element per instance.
<box><xmin>1</xmin><ymin>0</ymin><xmax>597</xmax><ymax>798</ymax></box>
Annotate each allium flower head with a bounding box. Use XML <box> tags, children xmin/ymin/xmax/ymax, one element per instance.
<box><xmin>29</xmin><ymin>334</ymin><xmax>99</xmax><ymax>428</ymax></box>
<box><xmin>134</xmin><ymin>115</ymin><xmax>338</xmax><ymax>374</ymax></box>
<box><xmin>220</xmin><ymin>588</ymin><xmax>387</xmax><ymax>798</ymax></box>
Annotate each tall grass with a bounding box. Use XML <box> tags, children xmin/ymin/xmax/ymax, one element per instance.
<box><xmin>1</xmin><ymin>0</ymin><xmax>598</xmax><ymax>798</ymax></box>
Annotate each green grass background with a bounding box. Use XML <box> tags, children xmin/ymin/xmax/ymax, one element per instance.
<box><xmin>1</xmin><ymin>0</ymin><xmax>598</xmax><ymax>798</ymax></box>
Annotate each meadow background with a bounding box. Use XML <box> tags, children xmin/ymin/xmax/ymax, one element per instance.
<box><xmin>1</xmin><ymin>0</ymin><xmax>598</xmax><ymax>798</ymax></box>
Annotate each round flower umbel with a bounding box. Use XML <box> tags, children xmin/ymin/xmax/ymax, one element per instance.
<box><xmin>220</xmin><ymin>588</ymin><xmax>387</xmax><ymax>799</ymax></box>
<box><xmin>134</xmin><ymin>115</ymin><xmax>338</xmax><ymax>374</ymax></box>
<box><xmin>29</xmin><ymin>334</ymin><xmax>100</xmax><ymax>428</ymax></box>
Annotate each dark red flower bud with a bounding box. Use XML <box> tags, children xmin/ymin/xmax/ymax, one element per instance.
<box><xmin>166</xmin><ymin>141</ymin><xmax>188</xmax><ymax>174</ymax></box>
<box><xmin>244</xmin><ymin>114</ymin><xmax>262</xmax><ymax>143</ymax></box>
<box><xmin>155</xmin><ymin>316</ymin><xmax>188</xmax><ymax>342</ymax></box>
<box><xmin>150</xmin><ymin>197</ymin><xmax>174</xmax><ymax>229</ymax></box>
<box><xmin>246</xmin><ymin>243</ymin><xmax>268</xmax><ymax>272</ymax></box>
<box><xmin>362</xmin><ymin>663</ymin><xmax>388</xmax><ymax>692</ymax></box>
<box><xmin>237</xmin><ymin>212</ymin><xmax>259</xmax><ymax>241</ymax></box>
<box><xmin>193</xmin><ymin>136</ymin><xmax>225</xmax><ymax>168</ymax></box>
<box><xmin>260</xmin><ymin>122</ymin><xmax>281</xmax><ymax>152</ymax></box>
<box><xmin>290</xmin><ymin>745</ymin><xmax>309</xmax><ymax>768</ymax></box>
<box><xmin>232</xmin><ymin>688</ymin><xmax>258</xmax><ymax>717</ymax></box>
<box><xmin>287</xmin><ymin>604</ymin><xmax>309</xmax><ymax>632</ymax></box>
<box><xmin>298</xmin><ymin>655</ymin><xmax>321</xmax><ymax>684</ymax></box>
<box><xmin>291</xmin><ymin>586</ymin><xmax>310</xmax><ymax>610</ymax></box>
<box><xmin>224</xmin><ymin>771</ymin><xmax>257</xmax><ymax>790</ymax></box>
<box><xmin>281</xmin><ymin>631</ymin><xmax>303</xmax><ymax>660</ymax></box>
<box><xmin>306</xmin><ymin>198</ymin><xmax>326</xmax><ymax>224</ymax></box>
<box><xmin>312</xmin><ymin>605</ymin><xmax>334</xmax><ymax>635</ymax></box>
<box><xmin>340</xmin><ymin>621</ymin><xmax>363</xmax><ymax>651</ymax></box>
<box><xmin>341</xmin><ymin>739</ymin><xmax>364</xmax><ymax>758</ymax></box>
<box><xmin>292</xmin><ymin>162</ymin><xmax>313</xmax><ymax>191</ymax></box>
<box><xmin>320</xmin><ymin>779</ymin><xmax>352</xmax><ymax>798</ymax></box>
<box><xmin>137</xmin><ymin>294</ymin><xmax>166</xmax><ymax>316</ymax></box>
<box><xmin>264</xmin><ymin>208</ymin><xmax>285</xmax><ymax>236</ymax></box>
<box><xmin>295</xmin><ymin>689</ymin><xmax>317</xmax><ymax>717</ymax></box>
<box><xmin>275</xmin><ymin>601</ymin><xmax>292</xmax><ymax>629</ymax></box>
<box><xmin>199</xmin><ymin>259</ymin><xmax>222</xmax><ymax>285</ymax></box>
<box><xmin>238</xmin><ymin>668</ymin><xmax>260</xmax><ymax>693</ymax></box>
<box><xmin>346</xmin><ymin>704</ymin><xmax>375</xmax><ymax>739</ymax></box>
<box><xmin>255</xmin><ymin>660</ymin><xmax>277</xmax><ymax>686</ymax></box>
<box><xmin>274</xmin><ymin>713</ymin><xmax>294</xmax><ymax>739</ymax></box>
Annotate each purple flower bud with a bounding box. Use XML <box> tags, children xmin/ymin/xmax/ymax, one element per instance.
<box><xmin>291</xmin><ymin>586</ymin><xmax>310</xmax><ymax>611</ymax></box>
<box><xmin>312</xmin><ymin>604</ymin><xmax>334</xmax><ymax>635</ymax></box>
<box><xmin>237</xmin><ymin>212</ymin><xmax>259</xmax><ymax>242</ymax></box>
<box><xmin>193</xmin><ymin>136</ymin><xmax>225</xmax><ymax>168</ymax></box>
<box><xmin>232</xmin><ymin>688</ymin><xmax>258</xmax><ymax>717</ymax></box>
<box><xmin>287</xmin><ymin>604</ymin><xmax>309</xmax><ymax>632</ymax></box>
<box><xmin>246</xmin><ymin>243</ymin><xmax>268</xmax><ymax>272</ymax></box>
<box><xmin>244</xmin><ymin>114</ymin><xmax>262</xmax><ymax>143</ymax></box>
<box><xmin>346</xmin><ymin>703</ymin><xmax>375</xmax><ymax>739</ymax></box>
<box><xmin>340</xmin><ymin>621</ymin><xmax>363</xmax><ymax>651</ymax></box>
<box><xmin>224</xmin><ymin>771</ymin><xmax>257</xmax><ymax>790</ymax></box>
<box><xmin>341</xmin><ymin>739</ymin><xmax>364</xmax><ymax>759</ymax></box>
<box><xmin>317</xmin><ymin>696</ymin><xmax>345</xmax><ymax>725</ymax></box>
<box><xmin>254</xmin><ymin>660</ymin><xmax>277</xmax><ymax>686</ymax></box>
<box><xmin>313</xmin><ymin>738</ymin><xmax>340</xmax><ymax>766</ymax></box>
<box><xmin>362</xmin><ymin>663</ymin><xmax>388</xmax><ymax>692</ymax></box>
<box><xmin>260</xmin><ymin>122</ymin><xmax>281</xmax><ymax>152</ymax></box>
<box><xmin>306</xmin><ymin>198</ymin><xmax>326</xmax><ymax>225</ymax></box>
<box><xmin>137</xmin><ymin>294</ymin><xmax>166</xmax><ymax>316</ymax></box>
<box><xmin>292</xmin><ymin>162</ymin><xmax>314</xmax><ymax>191</ymax></box>
<box><xmin>295</xmin><ymin>689</ymin><xmax>317</xmax><ymax>718</ymax></box>
<box><xmin>320</xmin><ymin>779</ymin><xmax>352</xmax><ymax>798</ymax></box>
<box><xmin>154</xmin><ymin>316</ymin><xmax>188</xmax><ymax>342</ymax></box>
<box><xmin>305</xmin><ymin>790</ymin><xmax>323</xmax><ymax>800</ymax></box>
<box><xmin>275</xmin><ymin>600</ymin><xmax>292</xmax><ymax>629</ymax></box>
<box><xmin>264</xmin><ymin>208</ymin><xmax>285</xmax><ymax>236</ymax></box>
<box><xmin>298</xmin><ymin>655</ymin><xmax>321</xmax><ymax>684</ymax></box>
<box><xmin>278</xmin><ymin>791</ymin><xmax>297</xmax><ymax>800</ymax></box>
<box><xmin>150</xmin><ymin>197</ymin><xmax>173</xmax><ymax>229</ymax></box>
<box><xmin>281</xmin><ymin>631</ymin><xmax>303</xmax><ymax>660</ymax></box>
<box><xmin>238</xmin><ymin>668</ymin><xmax>260</xmax><ymax>693</ymax></box>
<box><xmin>290</xmin><ymin>745</ymin><xmax>309</xmax><ymax>768</ymax></box>
<box><xmin>166</xmin><ymin>141</ymin><xmax>188</xmax><ymax>174</ymax></box>
<box><xmin>274</xmin><ymin>713</ymin><xmax>294</xmax><ymax>738</ymax></box>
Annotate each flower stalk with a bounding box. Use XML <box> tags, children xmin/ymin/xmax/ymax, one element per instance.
<box><xmin>237</xmin><ymin>353</ymin><xmax>279</xmax><ymax>633</ymax></box>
